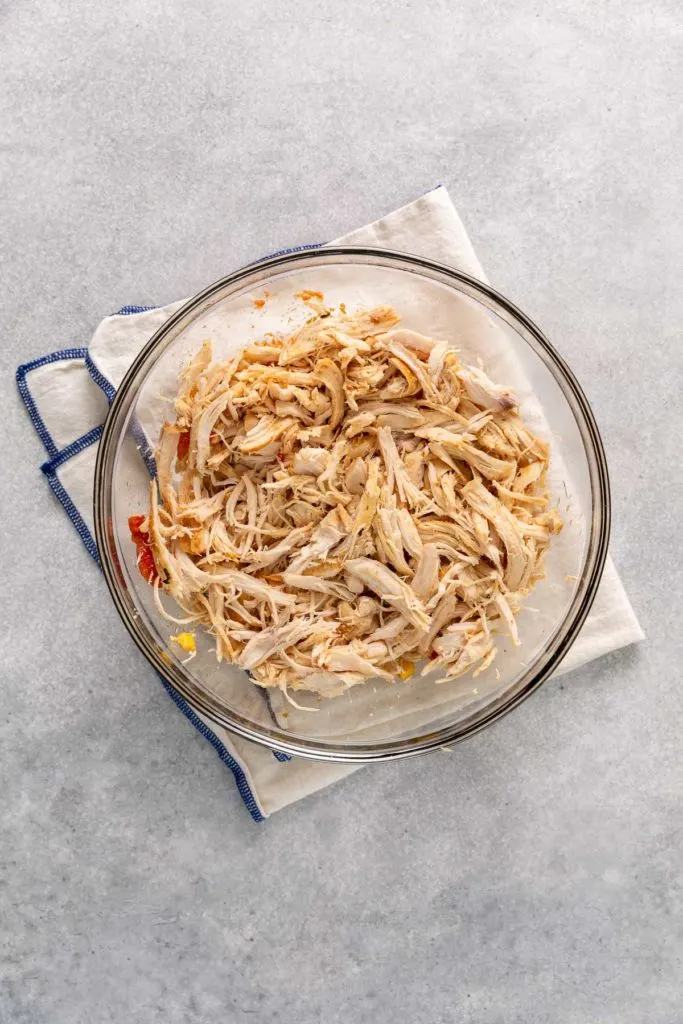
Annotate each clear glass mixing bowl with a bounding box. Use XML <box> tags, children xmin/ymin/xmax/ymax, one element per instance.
<box><xmin>94</xmin><ymin>247</ymin><xmax>610</xmax><ymax>761</ymax></box>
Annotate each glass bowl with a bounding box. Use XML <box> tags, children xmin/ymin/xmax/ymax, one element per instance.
<box><xmin>94</xmin><ymin>247</ymin><xmax>610</xmax><ymax>762</ymax></box>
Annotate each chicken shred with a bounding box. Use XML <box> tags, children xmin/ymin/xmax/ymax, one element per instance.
<box><xmin>141</xmin><ymin>301</ymin><xmax>561</xmax><ymax>698</ymax></box>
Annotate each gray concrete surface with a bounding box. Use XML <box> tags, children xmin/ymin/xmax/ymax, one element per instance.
<box><xmin>1</xmin><ymin>1</ymin><xmax>682</xmax><ymax>1021</ymax></box>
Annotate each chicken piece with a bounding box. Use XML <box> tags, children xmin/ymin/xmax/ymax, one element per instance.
<box><xmin>477</xmin><ymin>421</ymin><xmax>518</xmax><ymax>459</ymax></box>
<box><xmin>417</xmin><ymin>517</ymin><xmax>479</xmax><ymax>561</ymax></box>
<box><xmin>411</xmin><ymin>544</ymin><xmax>440</xmax><ymax>601</ymax></box>
<box><xmin>239</xmin><ymin>619</ymin><xmax>331</xmax><ymax>670</ymax></box>
<box><xmin>428</xmin><ymin>340</ymin><xmax>450</xmax><ymax>383</ymax></box>
<box><xmin>327</xmin><ymin>328</ymin><xmax>373</xmax><ymax>355</ymax></box>
<box><xmin>427</xmin><ymin>629</ymin><xmax>496</xmax><ymax>680</ymax></box>
<box><xmin>375</xmin><ymin>508</ymin><xmax>413</xmax><ymax>576</ymax></box>
<box><xmin>180</xmin><ymin>340</ymin><xmax>212</xmax><ymax>391</ymax></box>
<box><xmin>378</xmin><ymin>427</ymin><xmax>434</xmax><ymax>510</ymax></box>
<box><xmin>342</xmin><ymin>306</ymin><xmax>400</xmax><ymax>338</ymax></box>
<box><xmin>337</xmin><ymin>596</ymin><xmax>379</xmax><ymax>638</ymax></box>
<box><xmin>340</xmin><ymin>596</ymin><xmax>379</xmax><ymax>621</ymax></box>
<box><xmin>416</xmin><ymin>427</ymin><xmax>514</xmax><ymax>481</ymax></box>
<box><xmin>367</xmin><ymin>614</ymin><xmax>409</xmax><ymax>643</ymax></box>
<box><xmin>357</xmin><ymin>401</ymin><xmax>424</xmax><ymax>430</ymax></box>
<box><xmin>501</xmin><ymin>416</ymin><xmax>549</xmax><ymax>462</ymax></box>
<box><xmin>191</xmin><ymin>392</ymin><xmax>233</xmax><ymax>473</ymax></box>
<box><xmin>345</xmin><ymin>558</ymin><xmax>430</xmax><ymax>630</ymax></box>
<box><xmin>535</xmin><ymin>510</ymin><xmax>564</xmax><ymax>534</ymax></box>
<box><xmin>274</xmin><ymin>400</ymin><xmax>312</xmax><ymax>423</ymax></box>
<box><xmin>462</xmin><ymin>478</ymin><xmax>531</xmax><ymax>590</ymax></box>
<box><xmin>286</xmin><ymin>509</ymin><xmax>348</xmax><ymax>574</ymax></box>
<box><xmin>514</xmin><ymin>461</ymin><xmax>545</xmax><ymax>491</ymax></box>
<box><xmin>491</xmin><ymin>592</ymin><xmax>520</xmax><ymax>646</ymax></box>
<box><xmin>403</xmin><ymin>450</ymin><xmax>425</xmax><ymax>489</ymax></box>
<box><xmin>155</xmin><ymin>422</ymin><xmax>183</xmax><ymax>502</ymax></box>
<box><xmin>277</xmin><ymin>320</ymin><xmax>331</xmax><ymax>365</ymax></box>
<box><xmin>297</xmin><ymin>424</ymin><xmax>335</xmax><ymax>447</ymax></box>
<box><xmin>242</xmin><ymin>525</ymin><xmax>313</xmax><ymax>569</ymax></box>
<box><xmin>345</xmin><ymin>411</ymin><xmax>376</xmax><ymax>437</ymax></box>
<box><xmin>243</xmin><ymin>345</ymin><xmax>282</xmax><ymax>365</ymax></box>
<box><xmin>419</xmin><ymin>593</ymin><xmax>461</xmax><ymax>653</ymax></box>
<box><xmin>457</xmin><ymin>366</ymin><xmax>518</xmax><ymax>412</ymax></box>
<box><xmin>379</xmin><ymin>328</ymin><xmax>438</xmax><ymax>355</ymax></box>
<box><xmin>381</xmin><ymin>338</ymin><xmax>440</xmax><ymax>399</ymax></box>
<box><xmin>315</xmin><ymin>646</ymin><xmax>391</xmax><ymax>680</ymax></box>
<box><xmin>168</xmin><ymin>551</ymin><xmax>296</xmax><ymax>617</ymax></box>
<box><xmin>315</xmin><ymin>358</ymin><xmax>345</xmax><ymax>429</ymax></box>
<box><xmin>285</xmin><ymin>501</ymin><xmax>322</xmax><ymax>528</ymax></box>
<box><xmin>395</xmin><ymin>508</ymin><xmax>423</xmax><ymax>559</ymax></box>
<box><xmin>293</xmin><ymin>447</ymin><xmax>330</xmax><ymax>476</ymax></box>
<box><xmin>344</xmin><ymin>458</ymin><xmax>381</xmax><ymax>555</ymax></box>
<box><xmin>346</xmin><ymin>457</ymin><xmax>368</xmax><ymax>495</ymax></box>
<box><xmin>238</xmin><ymin>415</ymin><xmax>296</xmax><ymax>454</ymax></box>
<box><xmin>282</xmin><ymin>574</ymin><xmax>357</xmax><ymax>601</ymax></box>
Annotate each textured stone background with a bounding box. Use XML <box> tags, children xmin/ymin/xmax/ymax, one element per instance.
<box><xmin>1</xmin><ymin>1</ymin><xmax>681</xmax><ymax>1021</ymax></box>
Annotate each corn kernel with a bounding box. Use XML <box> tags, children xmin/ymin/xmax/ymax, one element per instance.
<box><xmin>171</xmin><ymin>632</ymin><xmax>196</xmax><ymax>653</ymax></box>
<box><xmin>399</xmin><ymin>659</ymin><xmax>415</xmax><ymax>680</ymax></box>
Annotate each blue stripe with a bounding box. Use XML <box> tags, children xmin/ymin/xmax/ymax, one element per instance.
<box><xmin>43</xmin><ymin>464</ymin><xmax>101</xmax><ymax>566</ymax></box>
<box><xmin>85</xmin><ymin>345</ymin><xmax>157</xmax><ymax>477</ymax></box>
<box><xmin>84</xmin><ymin>306</ymin><xmax>155</xmax><ymax>401</ymax></box>
<box><xmin>41</xmin><ymin>424</ymin><xmax>104</xmax><ymax>472</ymax></box>
<box><xmin>131</xmin><ymin>420</ymin><xmax>158</xmax><ymax>478</ymax></box>
<box><xmin>158</xmin><ymin>677</ymin><xmax>265</xmax><ymax>822</ymax></box>
<box><xmin>254</xmin><ymin>242</ymin><xmax>322</xmax><ymax>263</ymax></box>
<box><xmin>16</xmin><ymin>348</ymin><xmax>272</xmax><ymax>820</ymax></box>
<box><xmin>16</xmin><ymin>348</ymin><xmax>89</xmax><ymax>457</ymax></box>
<box><xmin>85</xmin><ymin>351</ymin><xmax>116</xmax><ymax>402</ymax></box>
<box><xmin>116</xmin><ymin>305</ymin><xmax>157</xmax><ymax>315</ymax></box>
<box><xmin>15</xmin><ymin>240</ymin><xmax>343</xmax><ymax>812</ymax></box>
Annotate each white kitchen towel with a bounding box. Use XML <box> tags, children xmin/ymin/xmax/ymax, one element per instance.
<box><xmin>17</xmin><ymin>187</ymin><xmax>644</xmax><ymax>818</ymax></box>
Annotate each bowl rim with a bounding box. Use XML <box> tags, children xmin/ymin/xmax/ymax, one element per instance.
<box><xmin>94</xmin><ymin>245</ymin><xmax>611</xmax><ymax>762</ymax></box>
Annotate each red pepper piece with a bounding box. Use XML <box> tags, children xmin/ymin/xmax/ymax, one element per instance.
<box><xmin>177</xmin><ymin>430</ymin><xmax>190</xmax><ymax>461</ymax></box>
<box><xmin>137</xmin><ymin>542</ymin><xmax>159</xmax><ymax>584</ymax></box>
<box><xmin>128</xmin><ymin>514</ymin><xmax>146</xmax><ymax>537</ymax></box>
<box><xmin>128</xmin><ymin>514</ymin><xmax>159</xmax><ymax>584</ymax></box>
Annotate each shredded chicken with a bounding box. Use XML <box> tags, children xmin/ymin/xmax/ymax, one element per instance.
<box><xmin>137</xmin><ymin>299</ymin><xmax>561</xmax><ymax>701</ymax></box>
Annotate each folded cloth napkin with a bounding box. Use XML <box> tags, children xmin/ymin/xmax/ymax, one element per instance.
<box><xmin>17</xmin><ymin>187</ymin><xmax>644</xmax><ymax>819</ymax></box>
